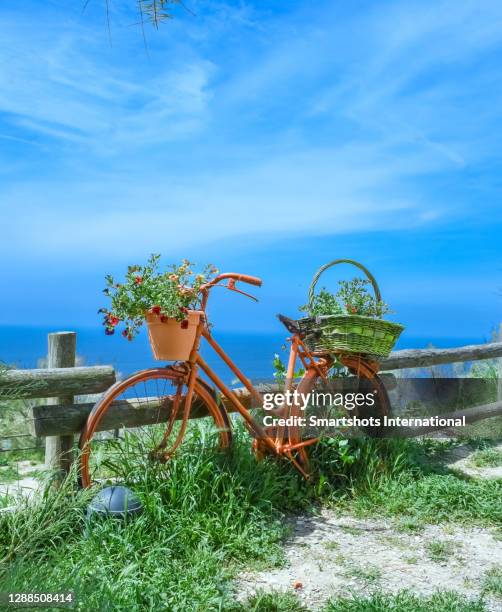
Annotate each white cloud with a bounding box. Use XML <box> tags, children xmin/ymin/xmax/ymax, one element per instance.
<box><xmin>0</xmin><ymin>12</ymin><xmax>214</xmax><ymax>152</ymax></box>
<box><xmin>0</xmin><ymin>139</ymin><xmax>449</xmax><ymax>260</ymax></box>
<box><xmin>1</xmin><ymin>0</ymin><xmax>502</xmax><ymax>263</ymax></box>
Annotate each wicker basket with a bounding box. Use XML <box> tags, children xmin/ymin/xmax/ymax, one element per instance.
<box><xmin>299</xmin><ymin>259</ymin><xmax>404</xmax><ymax>359</ymax></box>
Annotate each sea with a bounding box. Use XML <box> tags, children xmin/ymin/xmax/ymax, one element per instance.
<box><xmin>0</xmin><ymin>326</ymin><xmax>487</xmax><ymax>384</ymax></box>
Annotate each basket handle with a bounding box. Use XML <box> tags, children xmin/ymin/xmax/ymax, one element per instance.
<box><xmin>308</xmin><ymin>259</ymin><xmax>382</xmax><ymax>312</ymax></box>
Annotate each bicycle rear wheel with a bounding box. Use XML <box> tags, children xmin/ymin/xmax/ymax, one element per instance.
<box><xmin>78</xmin><ymin>367</ymin><xmax>232</xmax><ymax>488</ymax></box>
<box><xmin>286</xmin><ymin>356</ymin><xmax>391</xmax><ymax>476</ymax></box>
<box><xmin>341</xmin><ymin>356</ymin><xmax>390</xmax><ymax>437</ymax></box>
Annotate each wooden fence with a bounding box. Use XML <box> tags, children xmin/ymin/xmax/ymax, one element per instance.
<box><xmin>1</xmin><ymin>329</ymin><xmax>502</xmax><ymax>477</ymax></box>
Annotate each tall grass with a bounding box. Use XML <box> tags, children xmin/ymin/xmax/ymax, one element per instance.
<box><xmin>324</xmin><ymin>590</ymin><xmax>486</xmax><ymax>612</ymax></box>
<box><xmin>0</xmin><ymin>425</ymin><xmax>500</xmax><ymax>610</ymax></box>
<box><xmin>310</xmin><ymin>437</ymin><xmax>502</xmax><ymax>525</ymax></box>
<box><xmin>0</xmin><ymin>426</ymin><xmax>305</xmax><ymax>610</ymax></box>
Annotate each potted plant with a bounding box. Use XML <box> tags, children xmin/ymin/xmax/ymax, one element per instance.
<box><xmin>99</xmin><ymin>254</ymin><xmax>218</xmax><ymax>361</ymax></box>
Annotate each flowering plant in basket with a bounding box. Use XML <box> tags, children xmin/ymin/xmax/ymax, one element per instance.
<box><xmin>300</xmin><ymin>278</ymin><xmax>392</xmax><ymax>318</ymax></box>
<box><xmin>100</xmin><ymin>254</ymin><xmax>218</xmax><ymax>340</ymax></box>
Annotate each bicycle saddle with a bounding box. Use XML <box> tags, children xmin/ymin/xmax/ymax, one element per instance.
<box><xmin>277</xmin><ymin>314</ymin><xmax>301</xmax><ymax>335</ymax></box>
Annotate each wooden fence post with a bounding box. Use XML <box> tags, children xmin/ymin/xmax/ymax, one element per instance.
<box><xmin>498</xmin><ymin>323</ymin><xmax>502</xmax><ymax>403</ymax></box>
<box><xmin>44</xmin><ymin>332</ymin><xmax>76</xmax><ymax>478</ymax></box>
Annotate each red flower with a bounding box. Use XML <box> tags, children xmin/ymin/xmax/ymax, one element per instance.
<box><xmin>151</xmin><ymin>305</ymin><xmax>161</xmax><ymax>315</ymax></box>
<box><xmin>160</xmin><ymin>315</ymin><xmax>168</xmax><ymax>323</ymax></box>
<box><xmin>108</xmin><ymin>315</ymin><xmax>120</xmax><ymax>326</ymax></box>
<box><xmin>134</xmin><ymin>276</ymin><xmax>143</xmax><ymax>285</ymax></box>
<box><xmin>181</xmin><ymin>319</ymin><xmax>189</xmax><ymax>329</ymax></box>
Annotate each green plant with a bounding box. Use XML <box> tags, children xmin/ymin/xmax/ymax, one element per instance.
<box><xmin>483</xmin><ymin>566</ymin><xmax>502</xmax><ymax>597</ymax></box>
<box><xmin>425</xmin><ymin>540</ymin><xmax>457</xmax><ymax>563</ymax></box>
<box><xmin>272</xmin><ymin>354</ymin><xmax>305</xmax><ymax>386</ymax></box>
<box><xmin>301</xmin><ymin>278</ymin><xmax>391</xmax><ymax>318</ymax></box>
<box><xmin>231</xmin><ymin>590</ymin><xmax>308</xmax><ymax>611</ymax></box>
<box><xmin>470</xmin><ymin>447</ymin><xmax>502</xmax><ymax>468</ymax></box>
<box><xmin>343</xmin><ymin>561</ymin><xmax>382</xmax><ymax>584</ymax></box>
<box><xmin>324</xmin><ymin>590</ymin><xmax>486</xmax><ymax>611</ymax></box>
<box><xmin>100</xmin><ymin>254</ymin><xmax>218</xmax><ymax>339</ymax></box>
<box><xmin>0</xmin><ymin>424</ymin><xmax>304</xmax><ymax>610</ymax></box>
<box><xmin>2</xmin><ymin>429</ymin><xmax>501</xmax><ymax>609</ymax></box>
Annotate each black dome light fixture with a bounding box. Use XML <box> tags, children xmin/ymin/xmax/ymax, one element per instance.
<box><xmin>86</xmin><ymin>485</ymin><xmax>143</xmax><ymax>522</ymax></box>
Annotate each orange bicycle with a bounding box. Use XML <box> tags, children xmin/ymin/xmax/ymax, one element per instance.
<box><xmin>78</xmin><ymin>272</ymin><xmax>389</xmax><ymax>488</ymax></box>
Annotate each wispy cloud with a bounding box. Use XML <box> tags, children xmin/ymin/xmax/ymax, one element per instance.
<box><xmin>1</xmin><ymin>0</ymin><xmax>502</xmax><ymax>264</ymax></box>
<box><xmin>0</xmin><ymin>10</ymin><xmax>214</xmax><ymax>152</ymax></box>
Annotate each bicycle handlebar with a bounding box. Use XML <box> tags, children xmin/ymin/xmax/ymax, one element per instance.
<box><xmin>216</xmin><ymin>273</ymin><xmax>262</xmax><ymax>287</ymax></box>
<box><xmin>201</xmin><ymin>272</ymin><xmax>262</xmax><ymax>290</ymax></box>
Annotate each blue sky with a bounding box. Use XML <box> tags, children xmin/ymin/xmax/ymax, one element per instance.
<box><xmin>0</xmin><ymin>0</ymin><xmax>501</xmax><ymax>339</ymax></box>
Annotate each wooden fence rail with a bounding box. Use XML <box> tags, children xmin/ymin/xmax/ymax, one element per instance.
<box><xmin>0</xmin><ymin>365</ymin><xmax>116</xmax><ymax>399</ymax></box>
<box><xmin>3</xmin><ymin>341</ymin><xmax>501</xmax><ymax>398</ymax></box>
<box><xmin>1</xmin><ymin>333</ymin><xmax>502</xmax><ymax>476</ymax></box>
<box><xmin>30</xmin><ymin>393</ymin><xmax>502</xmax><ymax>440</ymax></box>
<box><xmin>380</xmin><ymin>341</ymin><xmax>502</xmax><ymax>370</ymax></box>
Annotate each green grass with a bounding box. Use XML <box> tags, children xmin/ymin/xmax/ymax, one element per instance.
<box><xmin>0</xmin><ymin>458</ymin><xmax>44</xmax><ymax>484</ymax></box>
<box><xmin>0</xmin><ymin>448</ymin><xmax>44</xmax><ymax>465</ymax></box>
<box><xmin>324</xmin><ymin>590</ymin><xmax>486</xmax><ymax>611</ymax></box>
<box><xmin>0</xmin><ymin>430</ymin><xmax>501</xmax><ymax>610</ymax></box>
<box><xmin>425</xmin><ymin>540</ymin><xmax>457</xmax><ymax>563</ymax></box>
<box><xmin>470</xmin><ymin>448</ymin><xmax>502</xmax><ymax>468</ymax></box>
<box><xmin>233</xmin><ymin>590</ymin><xmax>487</xmax><ymax>612</ymax></box>
<box><xmin>308</xmin><ymin>437</ymin><xmax>502</xmax><ymax>525</ymax></box>
<box><xmin>352</xmin><ymin>472</ymin><xmax>502</xmax><ymax>524</ymax></box>
<box><xmin>0</xmin><ymin>465</ymin><xmax>21</xmax><ymax>483</ymax></box>
<box><xmin>343</xmin><ymin>562</ymin><xmax>382</xmax><ymax>584</ymax></box>
<box><xmin>482</xmin><ymin>566</ymin><xmax>502</xmax><ymax>598</ymax></box>
<box><xmin>0</xmin><ymin>493</ymin><xmax>14</xmax><ymax>509</ymax></box>
<box><xmin>230</xmin><ymin>590</ymin><xmax>307</xmax><ymax>611</ymax></box>
<box><xmin>0</xmin><ymin>427</ymin><xmax>306</xmax><ymax>611</ymax></box>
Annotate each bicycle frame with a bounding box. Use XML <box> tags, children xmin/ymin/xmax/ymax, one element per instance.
<box><xmin>79</xmin><ymin>272</ymin><xmax>390</xmax><ymax>487</ymax></box>
<box><xmin>173</xmin><ymin>300</ymin><xmax>334</xmax><ymax>477</ymax></box>
<box><xmin>144</xmin><ymin>273</ymin><xmax>384</xmax><ymax>480</ymax></box>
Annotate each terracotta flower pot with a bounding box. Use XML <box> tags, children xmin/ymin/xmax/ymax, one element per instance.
<box><xmin>145</xmin><ymin>310</ymin><xmax>203</xmax><ymax>361</ymax></box>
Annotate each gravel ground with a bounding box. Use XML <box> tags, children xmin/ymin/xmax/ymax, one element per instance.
<box><xmin>0</xmin><ymin>460</ymin><xmax>45</xmax><ymax>502</ymax></box>
<box><xmin>236</xmin><ymin>510</ymin><xmax>502</xmax><ymax>610</ymax></box>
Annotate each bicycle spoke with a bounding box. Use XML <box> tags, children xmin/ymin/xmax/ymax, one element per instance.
<box><xmin>79</xmin><ymin>368</ymin><xmax>232</xmax><ymax>488</ymax></box>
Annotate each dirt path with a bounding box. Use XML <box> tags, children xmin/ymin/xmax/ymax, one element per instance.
<box><xmin>0</xmin><ymin>460</ymin><xmax>45</xmax><ymax>503</ymax></box>
<box><xmin>236</xmin><ymin>510</ymin><xmax>502</xmax><ymax>610</ymax></box>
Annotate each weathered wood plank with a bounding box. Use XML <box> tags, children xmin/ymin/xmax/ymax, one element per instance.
<box><xmin>380</xmin><ymin>341</ymin><xmax>502</xmax><ymax>371</ymax></box>
<box><xmin>44</xmin><ymin>332</ymin><xmax>76</xmax><ymax>476</ymax></box>
<box><xmin>383</xmin><ymin>400</ymin><xmax>502</xmax><ymax>438</ymax></box>
<box><xmin>32</xmin><ymin>397</ymin><xmax>205</xmax><ymax>437</ymax></box>
<box><xmin>32</xmin><ymin>393</ymin><xmax>502</xmax><ymax>439</ymax></box>
<box><xmin>30</xmin><ymin>385</ymin><xmax>275</xmax><ymax>437</ymax></box>
<box><xmin>3</xmin><ymin>342</ymin><xmax>501</xmax><ymax>399</ymax></box>
<box><xmin>30</xmin><ymin>376</ymin><xmax>398</xmax><ymax>437</ymax></box>
<box><xmin>497</xmin><ymin>324</ymin><xmax>502</xmax><ymax>403</ymax></box>
<box><xmin>0</xmin><ymin>366</ymin><xmax>116</xmax><ymax>399</ymax></box>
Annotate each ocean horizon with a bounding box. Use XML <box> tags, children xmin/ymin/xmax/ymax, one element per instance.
<box><xmin>0</xmin><ymin>325</ymin><xmax>492</xmax><ymax>383</ymax></box>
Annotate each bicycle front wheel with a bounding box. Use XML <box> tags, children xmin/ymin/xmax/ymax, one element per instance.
<box><xmin>78</xmin><ymin>367</ymin><xmax>232</xmax><ymax>488</ymax></box>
